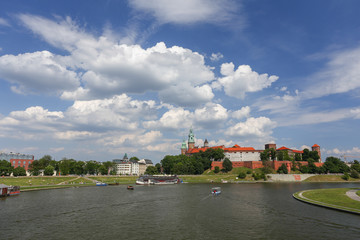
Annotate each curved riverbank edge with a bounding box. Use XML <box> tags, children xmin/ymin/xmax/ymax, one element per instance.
<box><xmin>21</xmin><ymin>184</ymin><xmax>95</xmax><ymax>192</ymax></box>
<box><xmin>293</xmin><ymin>190</ymin><xmax>360</xmax><ymax>215</ymax></box>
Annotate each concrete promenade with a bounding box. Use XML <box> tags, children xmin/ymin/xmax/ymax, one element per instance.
<box><xmin>346</xmin><ymin>189</ymin><xmax>360</xmax><ymax>202</ymax></box>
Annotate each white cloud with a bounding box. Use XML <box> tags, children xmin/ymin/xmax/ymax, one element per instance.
<box><xmin>16</xmin><ymin>14</ymin><xmax>216</xmax><ymax>106</ymax></box>
<box><xmin>225</xmin><ymin>117</ymin><xmax>276</xmax><ymax>140</ymax></box>
<box><xmin>194</xmin><ymin>103</ymin><xmax>228</xmax><ymax>128</ymax></box>
<box><xmin>55</xmin><ymin>131</ymin><xmax>96</xmax><ymax>140</ymax></box>
<box><xmin>0</xmin><ymin>51</ymin><xmax>79</xmax><ymax>94</ymax></box>
<box><xmin>326</xmin><ymin>147</ymin><xmax>360</xmax><ymax>156</ymax></box>
<box><xmin>232</xmin><ymin>106</ymin><xmax>250</xmax><ymax>119</ymax></box>
<box><xmin>146</xmin><ymin>142</ymin><xmax>179</xmax><ymax>152</ymax></box>
<box><xmin>303</xmin><ymin>46</ymin><xmax>360</xmax><ymax>99</ymax></box>
<box><xmin>210</xmin><ymin>52</ymin><xmax>224</xmax><ymax>61</ymax></box>
<box><xmin>217</xmin><ymin>63</ymin><xmax>278</xmax><ymax>99</ymax></box>
<box><xmin>280</xmin><ymin>86</ymin><xmax>287</xmax><ymax>91</ymax></box>
<box><xmin>351</xmin><ymin>108</ymin><xmax>360</xmax><ymax>119</ymax></box>
<box><xmin>144</xmin><ymin>107</ymin><xmax>193</xmax><ymax>130</ymax></box>
<box><xmin>0</xmin><ymin>17</ymin><xmax>10</xmax><ymax>27</ymax></box>
<box><xmin>129</xmin><ymin>0</ymin><xmax>239</xmax><ymax>25</ymax></box>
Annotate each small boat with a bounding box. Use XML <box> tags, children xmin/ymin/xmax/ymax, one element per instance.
<box><xmin>127</xmin><ymin>186</ymin><xmax>134</xmax><ymax>190</ymax></box>
<box><xmin>96</xmin><ymin>182</ymin><xmax>107</xmax><ymax>186</ymax></box>
<box><xmin>0</xmin><ymin>184</ymin><xmax>20</xmax><ymax>197</ymax></box>
<box><xmin>211</xmin><ymin>187</ymin><xmax>221</xmax><ymax>196</ymax></box>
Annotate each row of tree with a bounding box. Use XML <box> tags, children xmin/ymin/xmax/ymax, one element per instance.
<box><xmin>261</xmin><ymin>148</ymin><xmax>320</xmax><ymax>162</ymax></box>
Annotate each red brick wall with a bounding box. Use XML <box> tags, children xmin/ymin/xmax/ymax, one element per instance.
<box><xmin>10</xmin><ymin>159</ymin><xmax>34</xmax><ymax>171</ymax></box>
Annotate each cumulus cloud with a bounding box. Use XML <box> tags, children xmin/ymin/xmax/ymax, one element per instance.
<box><xmin>232</xmin><ymin>106</ymin><xmax>250</xmax><ymax>119</ymax></box>
<box><xmin>13</xmin><ymin>14</ymin><xmax>216</xmax><ymax>106</ymax></box>
<box><xmin>194</xmin><ymin>103</ymin><xmax>228</xmax><ymax>128</ymax></box>
<box><xmin>217</xmin><ymin>63</ymin><xmax>278</xmax><ymax>99</ymax></box>
<box><xmin>326</xmin><ymin>147</ymin><xmax>360</xmax><ymax>156</ymax></box>
<box><xmin>0</xmin><ymin>51</ymin><xmax>79</xmax><ymax>94</ymax></box>
<box><xmin>129</xmin><ymin>0</ymin><xmax>239</xmax><ymax>25</ymax></box>
<box><xmin>225</xmin><ymin>117</ymin><xmax>276</xmax><ymax>140</ymax></box>
<box><xmin>144</xmin><ymin>107</ymin><xmax>193</xmax><ymax>130</ymax></box>
<box><xmin>210</xmin><ymin>52</ymin><xmax>224</xmax><ymax>61</ymax></box>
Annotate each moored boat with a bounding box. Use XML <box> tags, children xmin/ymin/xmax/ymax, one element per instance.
<box><xmin>136</xmin><ymin>175</ymin><xmax>180</xmax><ymax>185</ymax></box>
<box><xmin>127</xmin><ymin>185</ymin><xmax>134</xmax><ymax>190</ymax></box>
<box><xmin>96</xmin><ymin>182</ymin><xmax>107</xmax><ymax>186</ymax></box>
<box><xmin>0</xmin><ymin>184</ymin><xmax>20</xmax><ymax>197</ymax></box>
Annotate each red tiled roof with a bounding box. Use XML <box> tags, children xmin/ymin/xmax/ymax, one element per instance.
<box><xmin>312</xmin><ymin>144</ymin><xmax>320</xmax><ymax>148</ymax></box>
<box><xmin>277</xmin><ymin>146</ymin><xmax>303</xmax><ymax>154</ymax></box>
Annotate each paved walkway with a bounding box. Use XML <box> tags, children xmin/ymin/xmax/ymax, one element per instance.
<box><xmin>57</xmin><ymin>176</ymin><xmax>80</xmax><ymax>185</ymax></box>
<box><xmin>346</xmin><ymin>189</ymin><xmax>360</xmax><ymax>202</ymax></box>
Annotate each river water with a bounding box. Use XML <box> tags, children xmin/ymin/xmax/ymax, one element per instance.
<box><xmin>1</xmin><ymin>183</ymin><xmax>359</xmax><ymax>239</ymax></box>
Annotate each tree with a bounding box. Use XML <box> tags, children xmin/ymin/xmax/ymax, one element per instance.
<box><xmin>98</xmin><ymin>165</ymin><xmax>108</xmax><ymax>175</ymax></box>
<box><xmin>0</xmin><ymin>160</ymin><xmax>14</xmax><ymax>176</ymax></box>
<box><xmin>295</xmin><ymin>153</ymin><xmax>302</xmax><ymax>161</ymax></box>
<box><xmin>13</xmin><ymin>167</ymin><xmax>26</xmax><ymax>176</ymax></box>
<box><xmin>350</xmin><ymin>169</ymin><xmax>360</xmax><ymax>179</ymax></box>
<box><xmin>222</xmin><ymin>158</ymin><xmax>233</xmax><ymax>172</ymax></box>
<box><xmin>277</xmin><ymin>164</ymin><xmax>288</xmax><ymax>174</ymax></box>
<box><xmin>129</xmin><ymin>157</ymin><xmax>139</xmax><ymax>162</ymax></box>
<box><xmin>309</xmin><ymin>151</ymin><xmax>320</xmax><ymax>162</ymax></box>
<box><xmin>323</xmin><ymin>157</ymin><xmax>350</xmax><ymax>173</ymax></box>
<box><xmin>214</xmin><ymin>166</ymin><xmax>220</xmax><ymax>173</ymax></box>
<box><xmin>302</xmin><ymin>149</ymin><xmax>310</xmax><ymax>161</ymax></box>
<box><xmin>238</xmin><ymin>172</ymin><xmax>246</xmax><ymax>179</ymax></box>
<box><xmin>155</xmin><ymin>163</ymin><xmax>162</xmax><ymax>173</ymax></box>
<box><xmin>277</xmin><ymin>151</ymin><xmax>284</xmax><ymax>161</ymax></box>
<box><xmin>85</xmin><ymin>161</ymin><xmax>100</xmax><ymax>175</ymax></box>
<box><xmin>44</xmin><ymin>165</ymin><xmax>54</xmax><ymax>176</ymax></box>
<box><xmin>351</xmin><ymin>161</ymin><xmax>360</xmax><ymax>173</ymax></box>
<box><xmin>145</xmin><ymin>166</ymin><xmax>158</xmax><ymax>175</ymax></box>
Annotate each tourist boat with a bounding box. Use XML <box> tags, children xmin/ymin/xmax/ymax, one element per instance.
<box><xmin>95</xmin><ymin>182</ymin><xmax>107</xmax><ymax>186</ymax></box>
<box><xmin>211</xmin><ymin>187</ymin><xmax>221</xmax><ymax>196</ymax></box>
<box><xmin>136</xmin><ymin>175</ymin><xmax>180</xmax><ymax>185</ymax></box>
<box><xmin>0</xmin><ymin>184</ymin><xmax>20</xmax><ymax>197</ymax></box>
<box><xmin>127</xmin><ymin>185</ymin><xmax>134</xmax><ymax>190</ymax></box>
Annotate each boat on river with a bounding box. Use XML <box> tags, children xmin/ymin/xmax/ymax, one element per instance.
<box><xmin>136</xmin><ymin>175</ymin><xmax>180</xmax><ymax>185</ymax></box>
<box><xmin>211</xmin><ymin>187</ymin><xmax>221</xmax><ymax>196</ymax></box>
<box><xmin>127</xmin><ymin>185</ymin><xmax>134</xmax><ymax>190</ymax></box>
<box><xmin>0</xmin><ymin>184</ymin><xmax>20</xmax><ymax>197</ymax></box>
<box><xmin>96</xmin><ymin>182</ymin><xmax>107</xmax><ymax>186</ymax></box>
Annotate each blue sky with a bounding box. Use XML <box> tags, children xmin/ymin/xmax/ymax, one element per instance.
<box><xmin>0</xmin><ymin>0</ymin><xmax>360</xmax><ymax>162</ymax></box>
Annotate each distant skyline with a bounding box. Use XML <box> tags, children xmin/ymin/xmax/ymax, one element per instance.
<box><xmin>0</xmin><ymin>0</ymin><xmax>360</xmax><ymax>162</ymax></box>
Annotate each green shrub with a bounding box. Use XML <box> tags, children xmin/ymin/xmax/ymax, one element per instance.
<box><xmin>214</xmin><ymin>166</ymin><xmax>220</xmax><ymax>173</ymax></box>
<box><xmin>342</xmin><ymin>172</ymin><xmax>350</xmax><ymax>181</ymax></box>
<box><xmin>350</xmin><ymin>170</ymin><xmax>360</xmax><ymax>179</ymax></box>
<box><xmin>246</xmin><ymin>170</ymin><xmax>252</xmax><ymax>174</ymax></box>
<box><xmin>238</xmin><ymin>172</ymin><xmax>246</xmax><ymax>179</ymax></box>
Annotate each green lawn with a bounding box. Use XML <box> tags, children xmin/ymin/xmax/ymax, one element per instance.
<box><xmin>304</xmin><ymin>175</ymin><xmax>360</xmax><ymax>182</ymax></box>
<box><xmin>87</xmin><ymin>176</ymin><xmax>138</xmax><ymax>184</ymax></box>
<box><xmin>0</xmin><ymin>176</ymin><xmax>80</xmax><ymax>186</ymax></box>
<box><xmin>295</xmin><ymin>188</ymin><xmax>360</xmax><ymax>213</ymax></box>
<box><xmin>357</xmin><ymin>191</ymin><xmax>360</xmax><ymax>197</ymax></box>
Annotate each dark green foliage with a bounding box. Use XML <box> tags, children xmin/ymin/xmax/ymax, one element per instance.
<box><xmin>350</xmin><ymin>169</ymin><xmax>360</xmax><ymax>179</ymax></box>
<box><xmin>309</xmin><ymin>151</ymin><xmax>320</xmax><ymax>162</ymax></box>
<box><xmin>145</xmin><ymin>166</ymin><xmax>158</xmax><ymax>175</ymax></box>
<box><xmin>277</xmin><ymin>164</ymin><xmax>288</xmax><ymax>174</ymax></box>
<box><xmin>0</xmin><ymin>160</ymin><xmax>14</xmax><ymax>176</ymax></box>
<box><xmin>98</xmin><ymin>165</ymin><xmax>108</xmax><ymax>175</ymax></box>
<box><xmin>238</xmin><ymin>172</ymin><xmax>246</xmax><ymax>179</ymax></box>
<box><xmin>214</xmin><ymin>166</ymin><xmax>220</xmax><ymax>173</ymax></box>
<box><xmin>277</xmin><ymin>151</ymin><xmax>283</xmax><ymax>161</ymax></box>
<box><xmin>252</xmin><ymin>172</ymin><xmax>261</xmax><ymax>180</ymax></box>
<box><xmin>351</xmin><ymin>161</ymin><xmax>360</xmax><ymax>173</ymax></box>
<box><xmin>299</xmin><ymin>165</ymin><xmax>309</xmax><ymax>173</ymax></box>
<box><xmin>129</xmin><ymin>157</ymin><xmax>139</xmax><ymax>162</ymax></box>
<box><xmin>13</xmin><ymin>167</ymin><xmax>26</xmax><ymax>176</ymax></box>
<box><xmin>323</xmin><ymin>157</ymin><xmax>350</xmax><ymax>173</ymax></box>
<box><xmin>260</xmin><ymin>149</ymin><xmax>270</xmax><ymax>162</ymax></box>
<box><xmin>155</xmin><ymin>163</ymin><xmax>162</xmax><ymax>173</ymax></box>
<box><xmin>44</xmin><ymin>165</ymin><xmax>55</xmax><ymax>176</ymax></box>
<box><xmin>261</xmin><ymin>166</ymin><xmax>273</xmax><ymax>174</ymax></box>
<box><xmin>295</xmin><ymin>153</ymin><xmax>302</xmax><ymax>161</ymax></box>
<box><xmin>222</xmin><ymin>158</ymin><xmax>233</xmax><ymax>172</ymax></box>
<box><xmin>342</xmin><ymin>172</ymin><xmax>350</xmax><ymax>181</ymax></box>
<box><xmin>302</xmin><ymin>149</ymin><xmax>310</xmax><ymax>161</ymax></box>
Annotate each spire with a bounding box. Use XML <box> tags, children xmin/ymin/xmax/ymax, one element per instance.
<box><xmin>181</xmin><ymin>139</ymin><xmax>187</xmax><ymax>149</ymax></box>
<box><xmin>123</xmin><ymin>153</ymin><xmax>128</xmax><ymax>160</ymax></box>
<box><xmin>188</xmin><ymin>127</ymin><xmax>195</xmax><ymax>143</ymax></box>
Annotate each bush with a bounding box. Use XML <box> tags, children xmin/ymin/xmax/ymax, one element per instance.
<box><xmin>44</xmin><ymin>165</ymin><xmax>54</xmax><ymax>176</ymax></box>
<box><xmin>252</xmin><ymin>173</ymin><xmax>261</xmax><ymax>181</ymax></box>
<box><xmin>342</xmin><ymin>172</ymin><xmax>350</xmax><ymax>181</ymax></box>
<box><xmin>13</xmin><ymin>167</ymin><xmax>26</xmax><ymax>176</ymax></box>
<box><xmin>214</xmin><ymin>166</ymin><xmax>220</xmax><ymax>173</ymax></box>
<box><xmin>350</xmin><ymin>170</ymin><xmax>360</xmax><ymax>179</ymax></box>
<box><xmin>261</xmin><ymin>167</ymin><xmax>273</xmax><ymax>174</ymax></box>
<box><xmin>277</xmin><ymin>164</ymin><xmax>288</xmax><ymax>174</ymax></box>
<box><xmin>238</xmin><ymin>172</ymin><xmax>246</xmax><ymax>179</ymax></box>
<box><xmin>246</xmin><ymin>170</ymin><xmax>252</xmax><ymax>174</ymax></box>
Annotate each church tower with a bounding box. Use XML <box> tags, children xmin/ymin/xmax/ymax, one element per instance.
<box><xmin>204</xmin><ymin>139</ymin><xmax>209</xmax><ymax>148</ymax></box>
<box><xmin>181</xmin><ymin>139</ymin><xmax>187</xmax><ymax>155</ymax></box>
<box><xmin>188</xmin><ymin>127</ymin><xmax>195</xmax><ymax>150</ymax></box>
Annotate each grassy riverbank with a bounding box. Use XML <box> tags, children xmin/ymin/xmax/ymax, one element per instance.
<box><xmin>294</xmin><ymin>188</ymin><xmax>360</xmax><ymax>214</ymax></box>
<box><xmin>304</xmin><ymin>175</ymin><xmax>360</xmax><ymax>182</ymax></box>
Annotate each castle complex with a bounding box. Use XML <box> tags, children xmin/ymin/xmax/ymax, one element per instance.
<box><xmin>181</xmin><ymin>128</ymin><xmax>322</xmax><ymax>171</ymax></box>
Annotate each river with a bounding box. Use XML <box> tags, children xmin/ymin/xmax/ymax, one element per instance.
<box><xmin>1</xmin><ymin>183</ymin><xmax>359</xmax><ymax>239</ymax></box>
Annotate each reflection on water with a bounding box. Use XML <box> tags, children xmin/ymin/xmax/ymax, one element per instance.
<box><xmin>1</xmin><ymin>183</ymin><xmax>359</xmax><ymax>239</ymax></box>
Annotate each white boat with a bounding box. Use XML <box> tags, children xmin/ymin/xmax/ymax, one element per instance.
<box><xmin>136</xmin><ymin>175</ymin><xmax>180</xmax><ymax>185</ymax></box>
<box><xmin>211</xmin><ymin>187</ymin><xmax>221</xmax><ymax>196</ymax></box>
<box><xmin>96</xmin><ymin>182</ymin><xmax>107</xmax><ymax>186</ymax></box>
